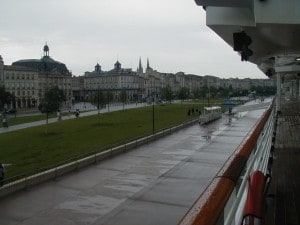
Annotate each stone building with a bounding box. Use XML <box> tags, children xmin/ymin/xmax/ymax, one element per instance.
<box><xmin>3</xmin><ymin>65</ymin><xmax>39</xmax><ymax>109</ymax></box>
<box><xmin>1</xmin><ymin>49</ymin><xmax>277</xmax><ymax>111</ymax></box>
<box><xmin>0</xmin><ymin>55</ymin><xmax>4</xmax><ymax>85</ymax></box>
<box><xmin>79</xmin><ymin>61</ymin><xmax>140</xmax><ymax>103</ymax></box>
<box><xmin>2</xmin><ymin>44</ymin><xmax>73</xmax><ymax>110</ymax></box>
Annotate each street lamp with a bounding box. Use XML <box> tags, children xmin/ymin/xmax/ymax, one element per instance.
<box><xmin>97</xmin><ymin>86</ymin><xmax>100</xmax><ymax>115</ymax></box>
<box><xmin>207</xmin><ymin>81</ymin><xmax>211</xmax><ymax>107</ymax></box>
<box><xmin>42</xmin><ymin>58</ymin><xmax>49</xmax><ymax>134</ymax></box>
<box><xmin>107</xmin><ymin>91</ymin><xmax>110</xmax><ymax>112</ymax></box>
<box><xmin>152</xmin><ymin>91</ymin><xmax>155</xmax><ymax>135</ymax></box>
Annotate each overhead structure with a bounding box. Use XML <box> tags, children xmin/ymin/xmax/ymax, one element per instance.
<box><xmin>195</xmin><ymin>0</ymin><xmax>300</xmax><ymax>79</ymax></box>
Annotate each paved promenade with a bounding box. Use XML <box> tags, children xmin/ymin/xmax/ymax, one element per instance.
<box><xmin>0</xmin><ymin>102</ymin><xmax>147</xmax><ymax>133</ymax></box>
<box><xmin>0</xmin><ymin>104</ymin><xmax>269</xmax><ymax>225</ymax></box>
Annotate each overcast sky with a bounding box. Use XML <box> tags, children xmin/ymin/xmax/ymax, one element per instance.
<box><xmin>0</xmin><ymin>0</ymin><xmax>266</xmax><ymax>79</ymax></box>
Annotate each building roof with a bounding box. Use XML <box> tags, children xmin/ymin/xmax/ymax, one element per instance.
<box><xmin>12</xmin><ymin>55</ymin><xmax>70</xmax><ymax>75</ymax></box>
<box><xmin>4</xmin><ymin>65</ymin><xmax>37</xmax><ymax>72</ymax></box>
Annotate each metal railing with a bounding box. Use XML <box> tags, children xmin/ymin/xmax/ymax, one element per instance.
<box><xmin>179</xmin><ymin>101</ymin><xmax>274</xmax><ymax>225</ymax></box>
<box><xmin>232</xmin><ymin>101</ymin><xmax>270</xmax><ymax>113</ymax></box>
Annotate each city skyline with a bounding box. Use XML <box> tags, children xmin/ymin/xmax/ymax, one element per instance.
<box><xmin>0</xmin><ymin>0</ymin><xmax>267</xmax><ymax>79</ymax></box>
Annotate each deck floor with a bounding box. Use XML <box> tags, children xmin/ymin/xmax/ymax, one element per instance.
<box><xmin>266</xmin><ymin>97</ymin><xmax>300</xmax><ymax>225</ymax></box>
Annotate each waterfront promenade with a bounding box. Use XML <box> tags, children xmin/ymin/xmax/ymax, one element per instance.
<box><xmin>0</xmin><ymin>102</ymin><xmax>270</xmax><ymax>225</ymax></box>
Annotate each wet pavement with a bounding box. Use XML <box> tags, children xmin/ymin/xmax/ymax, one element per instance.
<box><xmin>0</xmin><ymin>103</ymin><xmax>269</xmax><ymax>225</ymax></box>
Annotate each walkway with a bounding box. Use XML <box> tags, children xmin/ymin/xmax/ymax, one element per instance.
<box><xmin>0</xmin><ymin>105</ymin><xmax>269</xmax><ymax>225</ymax></box>
<box><xmin>266</xmin><ymin>97</ymin><xmax>300</xmax><ymax>225</ymax></box>
<box><xmin>0</xmin><ymin>103</ymin><xmax>147</xmax><ymax>134</ymax></box>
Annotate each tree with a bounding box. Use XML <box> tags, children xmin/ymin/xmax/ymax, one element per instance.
<box><xmin>0</xmin><ymin>86</ymin><xmax>13</xmax><ymax>111</ymax></box>
<box><xmin>106</xmin><ymin>91</ymin><xmax>113</xmax><ymax>112</ymax></box>
<box><xmin>161</xmin><ymin>85</ymin><xmax>173</xmax><ymax>103</ymax></box>
<box><xmin>120</xmin><ymin>90</ymin><xmax>127</xmax><ymax>110</ymax></box>
<box><xmin>177</xmin><ymin>87</ymin><xmax>190</xmax><ymax>102</ymax></box>
<box><xmin>120</xmin><ymin>90</ymin><xmax>127</xmax><ymax>103</ymax></box>
<box><xmin>40</xmin><ymin>86</ymin><xmax>66</xmax><ymax>113</ymax></box>
<box><xmin>209</xmin><ymin>86</ymin><xmax>218</xmax><ymax>99</ymax></box>
<box><xmin>218</xmin><ymin>86</ymin><xmax>230</xmax><ymax>98</ymax></box>
<box><xmin>201</xmin><ymin>86</ymin><xmax>209</xmax><ymax>99</ymax></box>
<box><xmin>192</xmin><ymin>88</ymin><xmax>202</xmax><ymax>99</ymax></box>
<box><xmin>92</xmin><ymin>89</ymin><xmax>106</xmax><ymax>112</ymax></box>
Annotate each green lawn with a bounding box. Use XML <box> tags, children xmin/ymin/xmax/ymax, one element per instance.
<box><xmin>0</xmin><ymin>104</ymin><xmax>200</xmax><ymax>181</ymax></box>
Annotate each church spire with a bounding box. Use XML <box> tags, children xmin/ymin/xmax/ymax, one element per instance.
<box><xmin>145</xmin><ymin>57</ymin><xmax>153</xmax><ymax>73</ymax></box>
<box><xmin>138</xmin><ymin>57</ymin><xmax>143</xmax><ymax>74</ymax></box>
<box><xmin>147</xmin><ymin>58</ymin><xmax>150</xmax><ymax>69</ymax></box>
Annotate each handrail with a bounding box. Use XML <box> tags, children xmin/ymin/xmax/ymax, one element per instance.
<box><xmin>178</xmin><ymin>102</ymin><xmax>273</xmax><ymax>225</ymax></box>
<box><xmin>225</xmin><ymin>107</ymin><xmax>274</xmax><ymax>225</ymax></box>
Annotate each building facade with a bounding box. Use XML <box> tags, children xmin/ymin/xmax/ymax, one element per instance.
<box><xmin>1</xmin><ymin>44</ymin><xmax>73</xmax><ymax>110</ymax></box>
<box><xmin>77</xmin><ymin>61</ymin><xmax>140</xmax><ymax>104</ymax></box>
<box><xmin>1</xmin><ymin>52</ymin><xmax>276</xmax><ymax>111</ymax></box>
<box><xmin>3</xmin><ymin>65</ymin><xmax>39</xmax><ymax>109</ymax></box>
<box><xmin>0</xmin><ymin>55</ymin><xmax>4</xmax><ymax>86</ymax></box>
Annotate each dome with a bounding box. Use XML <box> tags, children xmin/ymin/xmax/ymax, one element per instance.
<box><xmin>114</xmin><ymin>60</ymin><xmax>121</xmax><ymax>71</ymax></box>
<box><xmin>12</xmin><ymin>44</ymin><xmax>70</xmax><ymax>75</ymax></box>
<box><xmin>95</xmin><ymin>63</ymin><xmax>101</xmax><ymax>74</ymax></box>
<box><xmin>43</xmin><ymin>43</ymin><xmax>49</xmax><ymax>57</ymax></box>
<box><xmin>43</xmin><ymin>44</ymin><xmax>49</xmax><ymax>52</ymax></box>
<box><xmin>12</xmin><ymin>56</ymin><xmax>70</xmax><ymax>75</ymax></box>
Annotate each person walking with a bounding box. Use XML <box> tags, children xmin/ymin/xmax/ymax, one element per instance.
<box><xmin>2</xmin><ymin>117</ymin><xmax>8</xmax><ymax>127</ymax></box>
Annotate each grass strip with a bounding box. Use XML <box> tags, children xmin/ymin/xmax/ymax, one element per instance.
<box><xmin>0</xmin><ymin>104</ymin><xmax>200</xmax><ymax>180</ymax></box>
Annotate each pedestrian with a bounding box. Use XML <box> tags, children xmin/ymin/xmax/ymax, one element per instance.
<box><xmin>57</xmin><ymin>110</ymin><xmax>62</xmax><ymax>121</ymax></box>
<box><xmin>75</xmin><ymin>109</ymin><xmax>80</xmax><ymax>118</ymax></box>
<box><xmin>0</xmin><ymin>162</ymin><xmax>4</xmax><ymax>187</ymax></box>
<box><xmin>2</xmin><ymin>117</ymin><xmax>8</xmax><ymax>128</ymax></box>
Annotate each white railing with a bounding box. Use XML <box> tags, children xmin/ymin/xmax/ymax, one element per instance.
<box><xmin>224</xmin><ymin>106</ymin><xmax>275</xmax><ymax>225</ymax></box>
<box><xmin>179</xmin><ymin>101</ymin><xmax>275</xmax><ymax>225</ymax></box>
<box><xmin>233</xmin><ymin>102</ymin><xmax>270</xmax><ymax>113</ymax></box>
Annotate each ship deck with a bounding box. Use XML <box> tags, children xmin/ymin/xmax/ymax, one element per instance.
<box><xmin>266</xmin><ymin>97</ymin><xmax>300</xmax><ymax>225</ymax></box>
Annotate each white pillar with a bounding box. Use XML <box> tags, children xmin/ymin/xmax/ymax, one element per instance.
<box><xmin>298</xmin><ymin>79</ymin><xmax>300</xmax><ymax>99</ymax></box>
<box><xmin>276</xmin><ymin>73</ymin><xmax>281</xmax><ymax>113</ymax></box>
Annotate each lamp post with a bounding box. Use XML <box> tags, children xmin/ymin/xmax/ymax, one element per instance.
<box><xmin>42</xmin><ymin>58</ymin><xmax>49</xmax><ymax>134</ymax></box>
<box><xmin>207</xmin><ymin>80</ymin><xmax>211</xmax><ymax>107</ymax></box>
<box><xmin>107</xmin><ymin>91</ymin><xmax>110</xmax><ymax>112</ymax></box>
<box><xmin>152</xmin><ymin>91</ymin><xmax>155</xmax><ymax>135</ymax></box>
<box><xmin>97</xmin><ymin>86</ymin><xmax>100</xmax><ymax>115</ymax></box>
